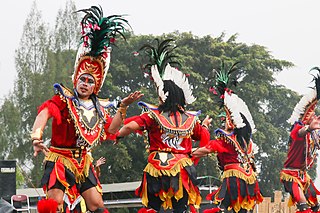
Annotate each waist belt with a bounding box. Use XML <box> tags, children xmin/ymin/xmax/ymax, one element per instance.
<box><xmin>49</xmin><ymin>146</ymin><xmax>87</xmax><ymax>159</ymax></box>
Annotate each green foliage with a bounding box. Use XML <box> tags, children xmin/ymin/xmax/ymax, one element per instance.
<box><xmin>16</xmin><ymin>166</ymin><xmax>26</xmax><ymax>189</ymax></box>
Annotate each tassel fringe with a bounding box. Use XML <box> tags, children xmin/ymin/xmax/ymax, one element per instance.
<box><xmin>45</xmin><ymin>152</ymin><xmax>92</xmax><ymax>183</ymax></box>
<box><xmin>222</xmin><ymin>169</ymin><xmax>257</xmax><ymax>184</ymax></box>
<box><xmin>144</xmin><ymin>158</ymin><xmax>193</xmax><ymax>177</ymax></box>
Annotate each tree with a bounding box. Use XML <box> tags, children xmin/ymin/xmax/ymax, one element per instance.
<box><xmin>2</xmin><ymin>1</ymin><xmax>305</xmax><ymax>198</ymax></box>
<box><xmin>51</xmin><ymin>0</ymin><xmax>79</xmax><ymax>52</ymax></box>
<box><xmin>12</xmin><ymin>0</ymin><xmax>50</xmax><ymax>186</ymax></box>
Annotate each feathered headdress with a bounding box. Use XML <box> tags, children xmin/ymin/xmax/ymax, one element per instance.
<box><xmin>138</xmin><ymin>39</ymin><xmax>196</xmax><ymax>104</ymax></box>
<box><xmin>73</xmin><ymin>5</ymin><xmax>130</xmax><ymax>94</ymax></box>
<box><xmin>287</xmin><ymin>67</ymin><xmax>320</xmax><ymax>125</ymax></box>
<box><xmin>210</xmin><ymin>62</ymin><xmax>256</xmax><ymax>133</ymax></box>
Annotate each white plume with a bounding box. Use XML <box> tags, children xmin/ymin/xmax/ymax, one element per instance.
<box><xmin>287</xmin><ymin>88</ymin><xmax>317</xmax><ymax>125</ymax></box>
<box><xmin>224</xmin><ymin>91</ymin><xmax>256</xmax><ymax>133</ymax></box>
<box><xmin>151</xmin><ymin>65</ymin><xmax>168</xmax><ymax>102</ymax></box>
<box><xmin>162</xmin><ymin>64</ymin><xmax>196</xmax><ymax>104</ymax></box>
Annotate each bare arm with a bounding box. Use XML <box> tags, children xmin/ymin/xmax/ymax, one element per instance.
<box><xmin>31</xmin><ymin>108</ymin><xmax>51</xmax><ymax>157</ymax></box>
<box><xmin>108</xmin><ymin>91</ymin><xmax>144</xmax><ymax>134</ymax></box>
<box><xmin>191</xmin><ymin>147</ymin><xmax>211</xmax><ymax>158</ymax></box>
<box><xmin>117</xmin><ymin>121</ymin><xmax>142</xmax><ymax>140</ymax></box>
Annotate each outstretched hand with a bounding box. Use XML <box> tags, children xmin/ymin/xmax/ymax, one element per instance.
<box><xmin>121</xmin><ymin>91</ymin><xmax>144</xmax><ymax>106</ymax></box>
<box><xmin>95</xmin><ymin>157</ymin><xmax>106</xmax><ymax>167</ymax></box>
<box><xmin>33</xmin><ymin>139</ymin><xmax>49</xmax><ymax>157</ymax></box>
<box><xmin>201</xmin><ymin>115</ymin><xmax>212</xmax><ymax>129</ymax></box>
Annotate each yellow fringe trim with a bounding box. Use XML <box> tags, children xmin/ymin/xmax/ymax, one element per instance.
<box><xmin>160</xmin><ymin>189</ymin><xmax>174</xmax><ymax>210</ymax></box>
<box><xmin>175</xmin><ymin>173</ymin><xmax>183</xmax><ymax>201</ymax></box>
<box><xmin>142</xmin><ymin>159</ymin><xmax>201</xmax><ymax>210</ymax></box>
<box><xmin>144</xmin><ymin>158</ymin><xmax>193</xmax><ymax>177</ymax></box>
<box><xmin>187</xmin><ymin>183</ymin><xmax>201</xmax><ymax>208</ymax></box>
<box><xmin>141</xmin><ymin>176</ymin><xmax>149</xmax><ymax>208</ymax></box>
<box><xmin>45</xmin><ymin>151</ymin><xmax>93</xmax><ymax>183</ymax></box>
<box><xmin>222</xmin><ymin>169</ymin><xmax>257</xmax><ymax>184</ymax></box>
<box><xmin>280</xmin><ymin>171</ymin><xmax>310</xmax><ymax>192</ymax></box>
<box><xmin>280</xmin><ymin>171</ymin><xmax>314</xmax><ymax>207</ymax></box>
<box><xmin>232</xmin><ymin>197</ymin><xmax>256</xmax><ymax>213</ymax></box>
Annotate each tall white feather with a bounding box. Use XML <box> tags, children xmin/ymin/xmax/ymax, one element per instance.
<box><xmin>151</xmin><ymin>65</ymin><xmax>168</xmax><ymax>102</ymax></box>
<box><xmin>224</xmin><ymin>91</ymin><xmax>256</xmax><ymax>133</ymax></box>
<box><xmin>162</xmin><ymin>64</ymin><xmax>196</xmax><ymax>104</ymax></box>
<box><xmin>287</xmin><ymin>88</ymin><xmax>317</xmax><ymax>125</ymax></box>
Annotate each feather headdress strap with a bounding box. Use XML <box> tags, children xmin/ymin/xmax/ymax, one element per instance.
<box><xmin>210</xmin><ymin>61</ymin><xmax>256</xmax><ymax>133</ymax></box>
<box><xmin>138</xmin><ymin>39</ymin><xmax>196</xmax><ymax>104</ymax></box>
<box><xmin>287</xmin><ymin>67</ymin><xmax>320</xmax><ymax>125</ymax></box>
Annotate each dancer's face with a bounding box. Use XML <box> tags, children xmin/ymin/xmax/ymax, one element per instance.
<box><xmin>76</xmin><ymin>74</ymin><xmax>95</xmax><ymax>99</ymax></box>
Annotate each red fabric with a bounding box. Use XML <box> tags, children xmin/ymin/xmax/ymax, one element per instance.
<box><xmin>180</xmin><ymin>167</ymin><xmax>190</xmax><ymax>191</ymax></box>
<box><xmin>38</xmin><ymin>97</ymin><xmax>62</xmax><ymax>124</ymax></box>
<box><xmin>237</xmin><ymin>178</ymin><xmax>243</xmax><ymax>204</ymax></box>
<box><xmin>148</xmin><ymin>152</ymin><xmax>190</xmax><ymax>171</ymax></box>
<box><xmin>189</xmin><ymin>205</ymin><xmax>197</xmax><ymax>213</ymax></box>
<box><xmin>48</xmin><ymin>165</ymin><xmax>57</xmax><ymax>189</ymax></box>
<box><xmin>292</xmin><ymin>182</ymin><xmax>301</xmax><ymax>203</ymax></box>
<box><xmin>38</xmin><ymin>94</ymin><xmax>115</xmax><ymax>148</ymax></box>
<box><xmin>129</xmin><ymin>112</ymin><xmax>209</xmax><ymax>154</ymax></box>
<box><xmin>192</xmin><ymin>121</ymin><xmax>210</xmax><ymax>148</ymax></box>
<box><xmin>135</xmin><ymin>173</ymin><xmax>147</xmax><ymax>197</ymax></box>
<box><xmin>124</xmin><ymin>115</ymin><xmax>145</xmax><ymax>135</ymax></box>
<box><xmin>206</xmin><ymin>189</ymin><xmax>218</xmax><ymax>201</ymax></box>
<box><xmin>203</xmin><ymin>208</ymin><xmax>221</xmax><ymax>213</ymax></box>
<box><xmin>284</xmin><ymin>123</ymin><xmax>308</xmax><ymax>169</ymax></box>
<box><xmin>37</xmin><ymin>198</ymin><xmax>58</xmax><ymax>213</ymax></box>
<box><xmin>137</xmin><ymin>207</ymin><xmax>157</xmax><ymax>213</ymax></box>
<box><xmin>254</xmin><ymin>182</ymin><xmax>264</xmax><ymax>203</ymax></box>
<box><xmin>207</xmin><ymin>139</ymin><xmax>244</xmax><ymax>168</ymax></box>
<box><xmin>206</xmin><ymin>139</ymin><xmax>229</xmax><ymax>154</ymax></box>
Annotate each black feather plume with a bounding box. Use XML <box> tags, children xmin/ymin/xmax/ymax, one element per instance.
<box><xmin>310</xmin><ymin>67</ymin><xmax>320</xmax><ymax>100</ymax></box>
<box><xmin>77</xmin><ymin>5</ymin><xmax>131</xmax><ymax>57</ymax></box>
<box><xmin>210</xmin><ymin>61</ymin><xmax>240</xmax><ymax>107</ymax></box>
<box><xmin>138</xmin><ymin>39</ymin><xmax>181</xmax><ymax>77</ymax></box>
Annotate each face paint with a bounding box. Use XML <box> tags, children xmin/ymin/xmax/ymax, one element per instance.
<box><xmin>79</xmin><ymin>75</ymin><xmax>95</xmax><ymax>86</ymax></box>
<box><xmin>76</xmin><ymin>74</ymin><xmax>96</xmax><ymax>99</ymax></box>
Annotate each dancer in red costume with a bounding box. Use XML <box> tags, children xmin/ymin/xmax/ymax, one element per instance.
<box><xmin>116</xmin><ymin>39</ymin><xmax>211</xmax><ymax>213</ymax></box>
<box><xmin>280</xmin><ymin>68</ymin><xmax>320</xmax><ymax>213</ymax></box>
<box><xmin>31</xmin><ymin>6</ymin><xmax>142</xmax><ymax>213</ymax></box>
<box><xmin>192</xmin><ymin>62</ymin><xmax>263</xmax><ymax>213</ymax></box>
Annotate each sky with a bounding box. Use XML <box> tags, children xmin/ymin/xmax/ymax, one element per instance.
<box><xmin>1</xmin><ymin>0</ymin><xmax>320</xmax><ymax>191</ymax></box>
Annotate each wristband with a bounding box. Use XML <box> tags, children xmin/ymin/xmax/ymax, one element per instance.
<box><xmin>31</xmin><ymin>128</ymin><xmax>43</xmax><ymax>140</ymax></box>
